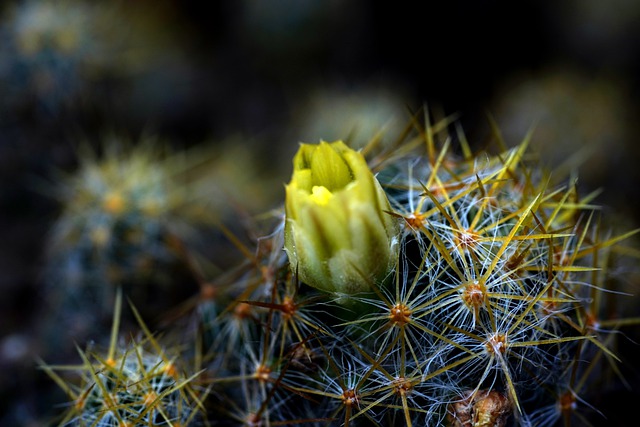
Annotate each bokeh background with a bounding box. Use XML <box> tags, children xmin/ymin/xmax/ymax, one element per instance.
<box><xmin>1</xmin><ymin>0</ymin><xmax>640</xmax><ymax>425</ymax></box>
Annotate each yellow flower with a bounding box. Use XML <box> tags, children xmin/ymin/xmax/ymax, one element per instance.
<box><xmin>284</xmin><ymin>140</ymin><xmax>399</xmax><ymax>295</ymax></box>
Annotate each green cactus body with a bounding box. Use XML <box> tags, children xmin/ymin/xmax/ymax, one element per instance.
<box><xmin>192</xmin><ymin>116</ymin><xmax>638</xmax><ymax>426</ymax></box>
<box><xmin>46</xmin><ymin>114</ymin><xmax>639</xmax><ymax>426</ymax></box>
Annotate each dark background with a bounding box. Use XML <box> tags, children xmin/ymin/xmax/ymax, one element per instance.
<box><xmin>1</xmin><ymin>1</ymin><xmax>640</xmax><ymax>425</ymax></box>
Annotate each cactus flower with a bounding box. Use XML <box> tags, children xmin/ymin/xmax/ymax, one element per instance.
<box><xmin>284</xmin><ymin>140</ymin><xmax>399</xmax><ymax>295</ymax></box>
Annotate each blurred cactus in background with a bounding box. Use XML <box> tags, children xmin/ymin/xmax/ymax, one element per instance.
<box><xmin>37</xmin><ymin>137</ymin><xmax>223</xmax><ymax>362</ymax></box>
<box><xmin>0</xmin><ymin>0</ymin><xmax>197</xmax><ymax>122</ymax></box>
<box><xmin>290</xmin><ymin>82</ymin><xmax>412</xmax><ymax>151</ymax></box>
<box><xmin>43</xmin><ymin>112</ymin><xmax>639</xmax><ymax>426</ymax></box>
<box><xmin>46</xmin><ymin>139</ymin><xmax>213</xmax><ymax>291</ymax></box>
<box><xmin>490</xmin><ymin>65</ymin><xmax>636</xmax><ymax>202</ymax></box>
<box><xmin>0</xmin><ymin>0</ymin><xmax>125</xmax><ymax>113</ymax></box>
<box><xmin>36</xmin><ymin>131</ymin><xmax>287</xmax><ymax>362</ymax></box>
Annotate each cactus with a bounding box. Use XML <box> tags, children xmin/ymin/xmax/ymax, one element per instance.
<box><xmin>44</xmin><ymin>138</ymin><xmax>218</xmax><ymax>303</ymax></box>
<box><xmin>0</xmin><ymin>0</ymin><xmax>197</xmax><ymax>120</ymax></box>
<box><xmin>35</xmin><ymin>137</ymin><xmax>226</xmax><ymax>365</ymax></box>
<box><xmin>0</xmin><ymin>0</ymin><xmax>127</xmax><ymax>112</ymax></box>
<box><xmin>41</xmin><ymin>289</ymin><xmax>208</xmax><ymax>427</ymax></box>
<box><xmin>44</xmin><ymin>112</ymin><xmax>639</xmax><ymax>426</ymax></box>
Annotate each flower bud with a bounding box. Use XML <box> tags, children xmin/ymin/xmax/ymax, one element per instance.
<box><xmin>284</xmin><ymin>140</ymin><xmax>399</xmax><ymax>295</ymax></box>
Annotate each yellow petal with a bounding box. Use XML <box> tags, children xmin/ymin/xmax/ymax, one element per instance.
<box><xmin>310</xmin><ymin>142</ymin><xmax>352</xmax><ymax>192</ymax></box>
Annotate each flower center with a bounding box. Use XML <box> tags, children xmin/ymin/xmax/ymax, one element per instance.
<box><xmin>389</xmin><ymin>303</ymin><xmax>412</xmax><ymax>326</ymax></box>
<box><xmin>309</xmin><ymin>185</ymin><xmax>333</xmax><ymax>205</ymax></box>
